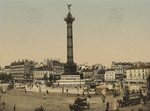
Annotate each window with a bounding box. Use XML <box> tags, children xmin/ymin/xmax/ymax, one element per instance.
<box><xmin>130</xmin><ymin>73</ymin><xmax>132</xmax><ymax>77</ymax></box>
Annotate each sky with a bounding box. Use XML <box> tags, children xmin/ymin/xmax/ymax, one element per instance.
<box><xmin>0</xmin><ymin>0</ymin><xmax>150</xmax><ymax>67</ymax></box>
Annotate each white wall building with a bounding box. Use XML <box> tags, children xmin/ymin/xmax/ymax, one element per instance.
<box><xmin>126</xmin><ymin>65</ymin><xmax>150</xmax><ymax>84</ymax></box>
<box><xmin>105</xmin><ymin>69</ymin><xmax>116</xmax><ymax>82</ymax></box>
<box><xmin>111</xmin><ymin>61</ymin><xmax>133</xmax><ymax>81</ymax></box>
<box><xmin>33</xmin><ymin>65</ymin><xmax>53</xmax><ymax>82</ymax></box>
<box><xmin>10</xmin><ymin>60</ymin><xmax>32</xmax><ymax>82</ymax></box>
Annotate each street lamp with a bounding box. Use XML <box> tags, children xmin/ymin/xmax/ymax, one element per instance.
<box><xmin>80</xmin><ymin>77</ymin><xmax>81</xmax><ymax>89</ymax></box>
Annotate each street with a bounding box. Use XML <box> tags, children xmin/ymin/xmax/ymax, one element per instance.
<box><xmin>0</xmin><ymin>88</ymin><xmax>150</xmax><ymax>111</ymax></box>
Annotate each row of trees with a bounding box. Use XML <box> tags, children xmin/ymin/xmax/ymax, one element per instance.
<box><xmin>0</xmin><ymin>73</ymin><xmax>13</xmax><ymax>83</ymax></box>
<box><xmin>43</xmin><ymin>74</ymin><xmax>60</xmax><ymax>83</ymax></box>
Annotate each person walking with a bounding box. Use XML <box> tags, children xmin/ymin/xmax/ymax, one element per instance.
<box><xmin>87</xmin><ymin>96</ymin><xmax>89</xmax><ymax>104</ymax></box>
<box><xmin>82</xmin><ymin>91</ymin><xmax>84</xmax><ymax>97</ymax></box>
<box><xmin>62</xmin><ymin>87</ymin><xmax>64</xmax><ymax>93</ymax></box>
<box><xmin>103</xmin><ymin>97</ymin><xmax>105</xmax><ymax>103</ymax></box>
<box><xmin>25</xmin><ymin>88</ymin><xmax>27</xmax><ymax>93</ymax></box>
<box><xmin>66</xmin><ymin>89</ymin><xmax>68</xmax><ymax>93</ymax></box>
<box><xmin>2</xmin><ymin>102</ymin><xmax>5</xmax><ymax>109</ymax></box>
<box><xmin>13</xmin><ymin>104</ymin><xmax>16</xmax><ymax>111</ymax></box>
<box><xmin>39</xmin><ymin>87</ymin><xmax>41</xmax><ymax>93</ymax></box>
<box><xmin>102</xmin><ymin>94</ymin><xmax>105</xmax><ymax>103</ymax></box>
<box><xmin>43</xmin><ymin>94</ymin><xmax>46</xmax><ymax>99</ymax></box>
<box><xmin>88</xmin><ymin>93</ymin><xmax>91</xmax><ymax>98</ymax></box>
<box><xmin>46</xmin><ymin>90</ymin><xmax>49</xmax><ymax>94</ymax></box>
<box><xmin>39</xmin><ymin>105</ymin><xmax>44</xmax><ymax>111</ymax></box>
<box><xmin>106</xmin><ymin>101</ymin><xmax>109</xmax><ymax>111</ymax></box>
<box><xmin>143</xmin><ymin>96</ymin><xmax>147</xmax><ymax>104</ymax></box>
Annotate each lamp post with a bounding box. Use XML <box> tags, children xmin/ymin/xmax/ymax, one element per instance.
<box><xmin>80</xmin><ymin>77</ymin><xmax>81</xmax><ymax>89</ymax></box>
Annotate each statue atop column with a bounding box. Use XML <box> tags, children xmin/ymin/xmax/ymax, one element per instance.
<box><xmin>66</xmin><ymin>4</ymin><xmax>72</xmax><ymax>12</ymax></box>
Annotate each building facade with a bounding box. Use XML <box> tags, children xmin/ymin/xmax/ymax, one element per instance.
<box><xmin>10</xmin><ymin>60</ymin><xmax>34</xmax><ymax>82</ymax></box>
<box><xmin>111</xmin><ymin>61</ymin><xmax>133</xmax><ymax>81</ymax></box>
<box><xmin>43</xmin><ymin>59</ymin><xmax>64</xmax><ymax>75</ymax></box>
<box><xmin>33</xmin><ymin>65</ymin><xmax>53</xmax><ymax>83</ymax></box>
<box><xmin>105</xmin><ymin>69</ymin><xmax>116</xmax><ymax>82</ymax></box>
<box><xmin>97</xmin><ymin>69</ymin><xmax>106</xmax><ymax>82</ymax></box>
<box><xmin>82</xmin><ymin>69</ymin><xmax>93</xmax><ymax>79</ymax></box>
<box><xmin>4</xmin><ymin>66</ymin><xmax>11</xmax><ymax>75</ymax></box>
<box><xmin>126</xmin><ymin>65</ymin><xmax>150</xmax><ymax>84</ymax></box>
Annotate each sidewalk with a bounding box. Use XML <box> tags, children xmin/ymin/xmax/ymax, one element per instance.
<box><xmin>25</xmin><ymin>86</ymin><xmax>95</xmax><ymax>95</ymax></box>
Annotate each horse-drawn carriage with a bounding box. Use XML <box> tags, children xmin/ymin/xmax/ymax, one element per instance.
<box><xmin>113</xmin><ymin>87</ymin><xmax>120</xmax><ymax>97</ymax></box>
<box><xmin>69</xmin><ymin>97</ymin><xmax>90</xmax><ymax>111</ymax></box>
<box><xmin>117</xmin><ymin>91</ymin><xmax>142</xmax><ymax>107</ymax></box>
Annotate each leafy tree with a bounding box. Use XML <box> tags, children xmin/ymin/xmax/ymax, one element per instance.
<box><xmin>147</xmin><ymin>75</ymin><xmax>150</xmax><ymax>92</ymax></box>
<box><xmin>43</xmin><ymin>73</ymin><xmax>48</xmax><ymax>81</ymax></box>
<box><xmin>53</xmin><ymin>76</ymin><xmax>56</xmax><ymax>82</ymax></box>
<box><xmin>80</xmin><ymin>73</ymin><xmax>84</xmax><ymax>79</ymax></box>
<box><xmin>49</xmin><ymin>74</ymin><xmax>53</xmax><ymax>83</ymax></box>
<box><xmin>0</xmin><ymin>73</ymin><xmax>13</xmax><ymax>83</ymax></box>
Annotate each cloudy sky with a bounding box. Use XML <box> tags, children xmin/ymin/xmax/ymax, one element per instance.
<box><xmin>0</xmin><ymin>0</ymin><xmax>150</xmax><ymax>67</ymax></box>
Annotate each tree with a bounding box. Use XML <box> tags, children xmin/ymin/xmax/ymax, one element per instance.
<box><xmin>80</xmin><ymin>73</ymin><xmax>84</xmax><ymax>79</ymax></box>
<box><xmin>49</xmin><ymin>74</ymin><xmax>53</xmax><ymax>83</ymax></box>
<box><xmin>53</xmin><ymin>76</ymin><xmax>56</xmax><ymax>82</ymax></box>
<box><xmin>0</xmin><ymin>73</ymin><xmax>13</xmax><ymax>83</ymax></box>
<box><xmin>147</xmin><ymin>75</ymin><xmax>150</xmax><ymax>92</ymax></box>
<box><xmin>43</xmin><ymin>73</ymin><xmax>48</xmax><ymax>82</ymax></box>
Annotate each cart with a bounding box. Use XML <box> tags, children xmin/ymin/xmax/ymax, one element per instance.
<box><xmin>117</xmin><ymin>91</ymin><xmax>142</xmax><ymax>107</ymax></box>
<box><xmin>69</xmin><ymin>97</ymin><xmax>90</xmax><ymax>111</ymax></box>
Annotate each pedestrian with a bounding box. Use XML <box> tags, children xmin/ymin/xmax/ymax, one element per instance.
<box><xmin>13</xmin><ymin>104</ymin><xmax>16</xmax><ymax>111</ymax></box>
<box><xmin>88</xmin><ymin>93</ymin><xmax>91</xmax><ymax>98</ymax></box>
<box><xmin>39</xmin><ymin>87</ymin><xmax>41</xmax><ymax>93</ymax></box>
<box><xmin>87</xmin><ymin>96</ymin><xmax>89</xmax><ymax>104</ymax></box>
<box><xmin>82</xmin><ymin>91</ymin><xmax>84</xmax><ymax>97</ymax></box>
<box><xmin>103</xmin><ymin>98</ymin><xmax>105</xmax><ymax>103</ymax></box>
<box><xmin>43</xmin><ymin>94</ymin><xmax>46</xmax><ymax>99</ymax></box>
<box><xmin>62</xmin><ymin>87</ymin><xmax>64</xmax><ymax>93</ymax></box>
<box><xmin>139</xmin><ymin>88</ymin><xmax>143</xmax><ymax>97</ymax></box>
<box><xmin>143</xmin><ymin>96</ymin><xmax>147</xmax><ymax>104</ymax></box>
<box><xmin>78</xmin><ymin>94</ymin><xmax>80</xmax><ymax>97</ymax></box>
<box><xmin>0</xmin><ymin>95</ymin><xmax>1</xmax><ymax>99</ymax></box>
<box><xmin>106</xmin><ymin>101</ymin><xmax>109</xmax><ymax>111</ymax></box>
<box><xmin>39</xmin><ymin>105</ymin><xmax>44</xmax><ymax>111</ymax></box>
<box><xmin>2</xmin><ymin>102</ymin><xmax>5</xmax><ymax>108</ymax></box>
<box><xmin>66</xmin><ymin>89</ymin><xmax>68</xmax><ymax>93</ymax></box>
<box><xmin>46</xmin><ymin>90</ymin><xmax>49</xmax><ymax>94</ymax></box>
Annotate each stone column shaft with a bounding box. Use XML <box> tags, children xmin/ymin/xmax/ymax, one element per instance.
<box><xmin>67</xmin><ymin>23</ymin><xmax>73</xmax><ymax>63</ymax></box>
